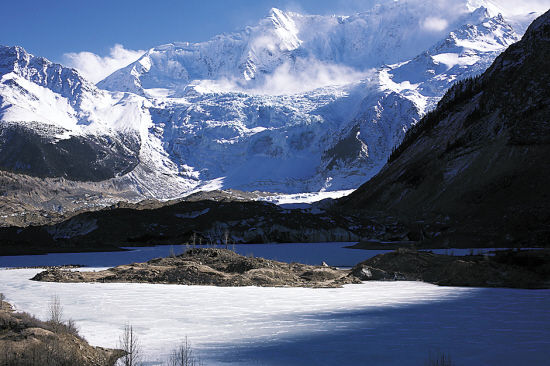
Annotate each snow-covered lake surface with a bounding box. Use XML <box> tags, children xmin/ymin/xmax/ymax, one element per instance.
<box><xmin>1</xmin><ymin>268</ymin><xmax>549</xmax><ymax>366</ymax></box>
<box><xmin>1</xmin><ymin>246</ymin><xmax>549</xmax><ymax>365</ymax></box>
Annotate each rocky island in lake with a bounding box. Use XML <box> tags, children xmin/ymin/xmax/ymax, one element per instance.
<box><xmin>31</xmin><ymin>248</ymin><xmax>360</xmax><ymax>288</ymax></box>
<box><xmin>31</xmin><ymin>247</ymin><xmax>550</xmax><ymax>289</ymax></box>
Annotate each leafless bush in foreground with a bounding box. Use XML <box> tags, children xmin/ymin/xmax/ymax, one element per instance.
<box><xmin>167</xmin><ymin>337</ymin><xmax>202</xmax><ymax>366</ymax></box>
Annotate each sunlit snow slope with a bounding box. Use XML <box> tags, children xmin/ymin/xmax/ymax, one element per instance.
<box><xmin>0</xmin><ymin>0</ymin><xmax>541</xmax><ymax>198</ymax></box>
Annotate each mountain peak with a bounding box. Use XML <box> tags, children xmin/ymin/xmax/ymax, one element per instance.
<box><xmin>466</xmin><ymin>0</ymin><xmax>503</xmax><ymax>18</ymax></box>
<box><xmin>268</xmin><ymin>7</ymin><xmax>286</xmax><ymax>17</ymax></box>
<box><xmin>0</xmin><ymin>44</ymin><xmax>95</xmax><ymax>104</ymax></box>
<box><xmin>0</xmin><ymin>45</ymin><xmax>34</xmax><ymax>74</ymax></box>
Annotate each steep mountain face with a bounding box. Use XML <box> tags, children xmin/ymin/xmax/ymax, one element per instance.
<box><xmin>0</xmin><ymin>46</ymin><xmax>142</xmax><ymax>181</ymax></box>
<box><xmin>339</xmin><ymin>10</ymin><xmax>550</xmax><ymax>247</ymax></box>
<box><xmin>0</xmin><ymin>1</ymin><xmax>539</xmax><ymax>209</ymax></box>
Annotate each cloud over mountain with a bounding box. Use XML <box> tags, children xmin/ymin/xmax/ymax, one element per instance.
<box><xmin>63</xmin><ymin>44</ymin><xmax>145</xmax><ymax>83</ymax></box>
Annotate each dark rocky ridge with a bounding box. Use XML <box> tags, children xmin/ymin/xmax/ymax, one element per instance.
<box><xmin>351</xmin><ymin>249</ymin><xmax>550</xmax><ymax>289</ymax></box>
<box><xmin>0</xmin><ymin>194</ymin><xmax>366</xmax><ymax>255</ymax></box>
<box><xmin>0</xmin><ymin>123</ymin><xmax>140</xmax><ymax>181</ymax></box>
<box><xmin>338</xmin><ymin>10</ymin><xmax>550</xmax><ymax>249</ymax></box>
<box><xmin>31</xmin><ymin>248</ymin><xmax>360</xmax><ymax>288</ymax></box>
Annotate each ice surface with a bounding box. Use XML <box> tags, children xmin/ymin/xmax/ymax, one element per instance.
<box><xmin>0</xmin><ymin>243</ymin><xmax>378</xmax><ymax>268</ymax></box>
<box><xmin>1</xmin><ymin>268</ymin><xmax>549</xmax><ymax>366</ymax></box>
<box><xmin>0</xmin><ymin>243</ymin><xmax>536</xmax><ymax>269</ymax></box>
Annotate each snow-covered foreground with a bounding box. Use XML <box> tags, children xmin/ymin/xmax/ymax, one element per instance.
<box><xmin>1</xmin><ymin>268</ymin><xmax>549</xmax><ymax>365</ymax></box>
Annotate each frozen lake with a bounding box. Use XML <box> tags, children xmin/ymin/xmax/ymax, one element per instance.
<box><xmin>1</xmin><ymin>268</ymin><xmax>549</xmax><ymax>365</ymax></box>
<box><xmin>0</xmin><ymin>246</ymin><xmax>549</xmax><ymax>365</ymax></box>
<box><xmin>0</xmin><ymin>242</ymin><xmax>382</xmax><ymax>268</ymax></box>
<box><xmin>0</xmin><ymin>242</ymin><xmax>519</xmax><ymax>268</ymax></box>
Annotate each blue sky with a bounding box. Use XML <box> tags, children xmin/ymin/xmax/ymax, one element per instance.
<box><xmin>1</xmin><ymin>0</ymin><xmax>381</xmax><ymax>62</ymax></box>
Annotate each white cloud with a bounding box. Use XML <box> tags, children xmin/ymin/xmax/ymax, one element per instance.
<box><xmin>422</xmin><ymin>17</ymin><xmax>449</xmax><ymax>32</ymax></box>
<box><xmin>195</xmin><ymin>59</ymin><xmax>371</xmax><ymax>96</ymax></box>
<box><xmin>254</xmin><ymin>60</ymin><xmax>369</xmax><ymax>95</ymax></box>
<box><xmin>489</xmin><ymin>0</ymin><xmax>549</xmax><ymax>15</ymax></box>
<box><xmin>63</xmin><ymin>44</ymin><xmax>145</xmax><ymax>83</ymax></box>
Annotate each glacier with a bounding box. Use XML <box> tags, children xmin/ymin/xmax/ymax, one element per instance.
<box><xmin>0</xmin><ymin>0</ymin><xmax>541</xmax><ymax>200</ymax></box>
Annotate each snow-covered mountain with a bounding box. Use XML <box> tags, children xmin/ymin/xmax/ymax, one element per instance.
<box><xmin>0</xmin><ymin>0</ymin><xmax>541</xmax><ymax>200</ymax></box>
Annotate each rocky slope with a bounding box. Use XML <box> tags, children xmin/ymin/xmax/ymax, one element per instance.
<box><xmin>338</xmin><ymin>10</ymin><xmax>550</xmax><ymax>248</ymax></box>
<box><xmin>0</xmin><ymin>298</ymin><xmax>123</xmax><ymax>365</ymax></box>
<box><xmin>31</xmin><ymin>248</ymin><xmax>359</xmax><ymax>288</ymax></box>
<box><xmin>351</xmin><ymin>249</ymin><xmax>550</xmax><ymax>289</ymax></box>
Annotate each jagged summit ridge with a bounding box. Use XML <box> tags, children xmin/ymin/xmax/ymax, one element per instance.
<box><xmin>100</xmin><ymin>2</ymin><xmax>525</xmax><ymax>97</ymax></box>
<box><xmin>0</xmin><ymin>45</ymin><xmax>95</xmax><ymax>107</ymax></box>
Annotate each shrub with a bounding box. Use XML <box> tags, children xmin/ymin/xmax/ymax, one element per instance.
<box><xmin>48</xmin><ymin>295</ymin><xmax>63</xmax><ymax>331</ymax></box>
<box><xmin>167</xmin><ymin>337</ymin><xmax>202</xmax><ymax>366</ymax></box>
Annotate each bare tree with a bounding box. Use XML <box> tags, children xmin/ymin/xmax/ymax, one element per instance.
<box><xmin>224</xmin><ymin>230</ymin><xmax>229</xmax><ymax>249</ymax></box>
<box><xmin>168</xmin><ymin>337</ymin><xmax>201</xmax><ymax>366</ymax></box>
<box><xmin>48</xmin><ymin>295</ymin><xmax>63</xmax><ymax>331</ymax></box>
<box><xmin>118</xmin><ymin>324</ymin><xmax>142</xmax><ymax>366</ymax></box>
<box><xmin>205</xmin><ymin>232</ymin><xmax>214</xmax><ymax>247</ymax></box>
